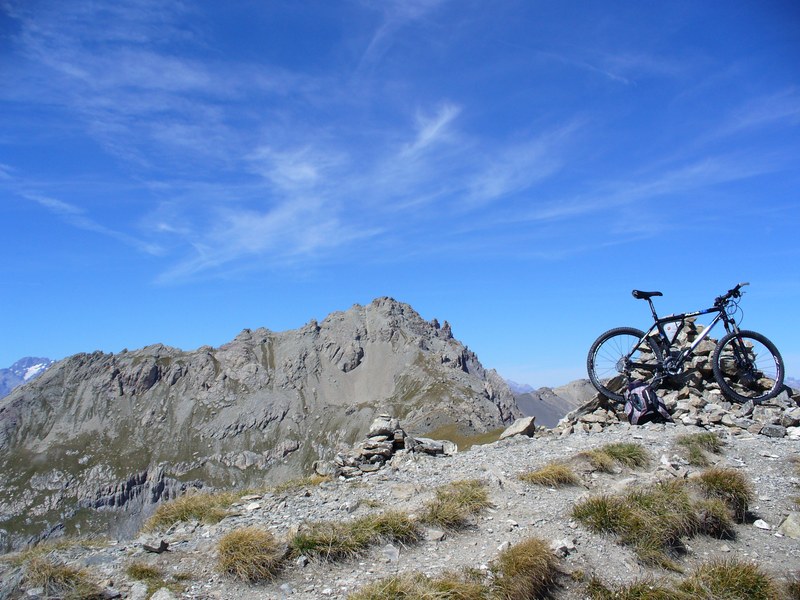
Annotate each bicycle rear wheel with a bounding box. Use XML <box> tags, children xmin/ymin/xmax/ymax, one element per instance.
<box><xmin>712</xmin><ymin>330</ymin><xmax>784</xmax><ymax>403</ymax></box>
<box><xmin>587</xmin><ymin>327</ymin><xmax>661</xmax><ymax>402</ymax></box>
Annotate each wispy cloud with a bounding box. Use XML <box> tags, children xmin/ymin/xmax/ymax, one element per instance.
<box><xmin>714</xmin><ymin>88</ymin><xmax>800</xmax><ymax>137</ymax></box>
<box><xmin>402</xmin><ymin>102</ymin><xmax>461</xmax><ymax>156</ymax></box>
<box><xmin>356</xmin><ymin>0</ymin><xmax>448</xmax><ymax>72</ymax></box>
<box><xmin>18</xmin><ymin>190</ymin><xmax>163</xmax><ymax>255</ymax></box>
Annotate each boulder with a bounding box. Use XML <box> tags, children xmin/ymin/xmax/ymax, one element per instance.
<box><xmin>500</xmin><ymin>416</ymin><xmax>537</xmax><ymax>439</ymax></box>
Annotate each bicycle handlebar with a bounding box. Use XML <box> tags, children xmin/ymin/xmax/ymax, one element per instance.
<box><xmin>715</xmin><ymin>282</ymin><xmax>750</xmax><ymax>306</ymax></box>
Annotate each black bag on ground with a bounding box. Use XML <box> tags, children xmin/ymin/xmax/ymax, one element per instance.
<box><xmin>623</xmin><ymin>381</ymin><xmax>673</xmax><ymax>425</ymax></box>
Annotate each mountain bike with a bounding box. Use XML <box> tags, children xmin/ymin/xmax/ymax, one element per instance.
<box><xmin>587</xmin><ymin>283</ymin><xmax>785</xmax><ymax>404</ymax></box>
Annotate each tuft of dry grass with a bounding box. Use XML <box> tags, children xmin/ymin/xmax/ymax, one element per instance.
<box><xmin>676</xmin><ymin>432</ymin><xmax>725</xmax><ymax>466</ymax></box>
<box><xmin>693</xmin><ymin>467</ymin><xmax>754</xmax><ymax>522</ymax></box>
<box><xmin>586</xmin><ymin>577</ymin><xmax>677</xmax><ymax>599</ymax></box>
<box><xmin>694</xmin><ymin>498</ymin><xmax>735</xmax><ymax>539</ymax></box>
<box><xmin>144</xmin><ymin>491</ymin><xmax>237</xmax><ymax>531</ymax></box>
<box><xmin>217</xmin><ymin>527</ymin><xmax>286</xmax><ymax>582</ymax></box>
<box><xmin>678</xmin><ymin>558</ymin><xmax>779</xmax><ymax>599</ymax></box>
<box><xmin>573</xmin><ymin>481</ymin><xmax>699</xmax><ymax>568</ymax></box>
<box><xmin>491</xmin><ymin>537</ymin><xmax>559</xmax><ymax>600</ymax></box>
<box><xmin>290</xmin><ymin>511</ymin><xmax>421</xmax><ymax>561</ymax></box>
<box><xmin>24</xmin><ymin>556</ymin><xmax>104</xmax><ymax>600</ymax></box>
<box><xmin>348</xmin><ymin>571</ymin><xmax>488</xmax><ymax>600</ymax></box>
<box><xmin>581</xmin><ymin>443</ymin><xmax>650</xmax><ymax>472</ymax></box>
<box><xmin>348</xmin><ymin>538</ymin><xmax>559</xmax><ymax>599</ymax></box>
<box><xmin>786</xmin><ymin>574</ymin><xmax>800</xmax><ymax>599</ymax></box>
<box><xmin>519</xmin><ymin>462</ymin><xmax>579</xmax><ymax>487</ymax></box>
<box><xmin>125</xmin><ymin>561</ymin><xmax>188</xmax><ymax>596</ymax></box>
<box><xmin>419</xmin><ymin>479</ymin><xmax>491</xmax><ymax>530</ymax></box>
<box><xmin>273</xmin><ymin>474</ymin><xmax>330</xmax><ymax>494</ymax></box>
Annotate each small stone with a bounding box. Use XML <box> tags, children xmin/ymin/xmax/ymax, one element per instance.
<box><xmin>760</xmin><ymin>424</ymin><xmax>786</xmax><ymax>438</ymax></box>
<box><xmin>150</xmin><ymin>589</ymin><xmax>178</xmax><ymax>600</ymax></box>
<box><xmin>425</xmin><ymin>528</ymin><xmax>446</xmax><ymax>541</ymax></box>
<box><xmin>753</xmin><ymin>519</ymin><xmax>771</xmax><ymax>530</ymax></box>
<box><xmin>321</xmin><ymin>589</ymin><xmax>333</xmax><ymax>596</ymax></box>
<box><xmin>719</xmin><ymin>544</ymin><xmax>731</xmax><ymax>552</ymax></box>
<box><xmin>245</xmin><ymin>502</ymin><xmax>260</xmax><ymax>511</ymax></box>
<box><xmin>498</xmin><ymin>541</ymin><xmax>511</xmax><ymax>552</ymax></box>
<box><xmin>550</xmin><ymin>538</ymin><xmax>576</xmax><ymax>557</ymax></box>
<box><xmin>383</xmin><ymin>543</ymin><xmax>400</xmax><ymax>563</ymax></box>
<box><xmin>280</xmin><ymin>583</ymin><xmax>294</xmax><ymax>596</ymax></box>
<box><xmin>296</xmin><ymin>555</ymin><xmax>309</xmax><ymax>567</ymax></box>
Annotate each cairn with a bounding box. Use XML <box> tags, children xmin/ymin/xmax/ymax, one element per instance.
<box><xmin>315</xmin><ymin>415</ymin><xmax>457</xmax><ymax>479</ymax></box>
<box><xmin>557</xmin><ymin>319</ymin><xmax>800</xmax><ymax>438</ymax></box>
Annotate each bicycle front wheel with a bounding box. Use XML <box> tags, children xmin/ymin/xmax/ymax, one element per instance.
<box><xmin>587</xmin><ymin>327</ymin><xmax>661</xmax><ymax>402</ymax></box>
<box><xmin>712</xmin><ymin>330</ymin><xmax>784</xmax><ymax>403</ymax></box>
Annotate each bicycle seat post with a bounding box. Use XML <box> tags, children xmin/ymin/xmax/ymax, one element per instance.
<box><xmin>646</xmin><ymin>298</ymin><xmax>659</xmax><ymax>321</ymax></box>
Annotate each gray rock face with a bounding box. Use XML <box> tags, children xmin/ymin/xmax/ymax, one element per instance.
<box><xmin>0</xmin><ymin>298</ymin><xmax>519</xmax><ymax>551</ymax></box>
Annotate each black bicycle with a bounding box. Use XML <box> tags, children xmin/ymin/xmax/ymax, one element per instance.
<box><xmin>587</xmin><ymin>283</ymin><xmax>785</xmax><ymax>404</ymax></box>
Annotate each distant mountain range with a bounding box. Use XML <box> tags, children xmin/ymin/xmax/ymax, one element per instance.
<box><xmin>510</xmin><ymin>380</ymin><xmax>595</xmax><ymax>428</ymax></box>
<box><xmin>0</xmin><ymin>357</ymin><xmax>53</xmax><ymax>399</ymax></box>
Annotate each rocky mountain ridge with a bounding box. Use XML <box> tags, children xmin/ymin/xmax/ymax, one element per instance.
<box><xmin>0</xmin><ymin>298</ymin><xmax>520</xmax><ymax>553</ymax></box>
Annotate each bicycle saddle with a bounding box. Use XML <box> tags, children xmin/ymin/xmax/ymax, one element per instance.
<box><xmin>632</xmin><ymin>290</ymin><xmax>663</xmax><ymax>300</ymax></box>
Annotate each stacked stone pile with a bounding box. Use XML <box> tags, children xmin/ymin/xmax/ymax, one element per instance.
<box><xmin>315</xmin><ymin>415</ymin><xmax>457</xmax><ymax>478</ymax></box>
<box><xmin>557</xmin><ymin>319</ymin><xmax>800</xmax><ymax>438</ymax></box>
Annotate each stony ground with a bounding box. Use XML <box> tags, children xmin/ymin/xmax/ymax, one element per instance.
<box><xmin>4</xmin><ymin>419</ymin><xmax>799</xmax><ymax>599</ymax></box>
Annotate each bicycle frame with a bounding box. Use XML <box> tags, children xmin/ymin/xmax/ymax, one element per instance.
<box><xmin>629</xmin><ymin>298</ymin><xmax>740</xmax><ymax>376</ymax></box>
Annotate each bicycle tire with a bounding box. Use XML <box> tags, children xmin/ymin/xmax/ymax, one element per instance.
<box><xmin>587</xmin><ymin>327</ymin><xmax>662</xmax><ymax>402</ymax></box>
<box><xmin>712</xmin><ymin>329</ymin><xmax>784</xmax><ymax>403</ymax></box>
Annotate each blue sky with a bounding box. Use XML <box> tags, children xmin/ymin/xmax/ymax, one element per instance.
<box><xmin>1</xmin><ymin>1</ymin><xmax>798</xmax><ymax>387</ymax></box>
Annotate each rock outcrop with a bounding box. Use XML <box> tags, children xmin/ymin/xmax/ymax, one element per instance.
<box><xmin>0</xmin><ymin>298</ymin><xmax>520</xmax><ymax>552</ymax></box>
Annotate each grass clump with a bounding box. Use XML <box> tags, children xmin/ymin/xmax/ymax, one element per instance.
<box><xmin>694</xmin><ymin>498</ymin><xmax>735</xmax><ymax>539</ymax></box>
<box><xmin>273</xmin><ymin>474</ymin><xmax>330</xmax><ymax>494</ymax></box>
<box><xmin>587</xmin><ymin>558</ymin><xmax>779</xmax><ymax>599</ymax></box>
<box><xmin>586</xmin><ymin>577</ymin><xmax>676</xmax><ymax>599</ymax></box>
<box><xmin>693</xmin><ymin>467</ymin><xmax>754</xmax><ymax>522</ymax></box>
<box><xmin>678</xmin><ymin>558</ymin><xmax>779</xmax><ymax>599</ymax></box>
<box><xmin>348</xmin><ymin>538</ymin><xmax>558</xmax><ymax>599</ymax></box>
<box><xmin>217</xmin><ymin>526</ymin><xmax>286</xmax><ymax>582</ymax></box>
<box><xmin>126</xmin><ymin>561</ymin><xmax>187</xmax><ymax>596</ymax></box>
<box><xmin>290</xmin><ymin>511</ymin><xmax>421</xmax><ymax>561</ymax></box>
<box><xmin>491</xmin><ymin>537</ymin><xmax>558</xmax><ymax>600</ymax></box>
<box><xmin>2</xmin><ymin>537</ymin><xmax>108</xmax><ymax>568</ymax></box>
<box><xmin>519</xmin><ymin>462</ymin><xmax>579</xmax><ymax>487</ymax></box>
<box><xmin>676</xmin><ymin>432</ymin><xmax>725</xmax><ymax>466</ymax></box>
<box><xmin>144</xmin><ymin>491</ymin><xmax>237</xmax><ymax>531</ymax></box>
<box><xmin>419</xmin><ymin>479</ymin><xmax>491</xmax><ymax>530</ymax></box>
<box><xmin>573</xmin><ymin>472</ymin><xmax>755</xmax><ymax>569</ymax></box>
<box><xmin>348</xmin><ymin>571</ymin><xmax>488</xmax><ymax>600</ymax></box>
<box><xmin>582</xmin><ymin>443</ymin><xmax>649</xmax><ymax>472</ymax></box>
<box><xmin>24</xmin><ymin>557</ymin><xmax>104</xmax><ymax>600</ymax></box>
<box><xmin>572</xmin><ymin>481</ymin><xmax>698</xmax><ymax>568</ymax></box>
